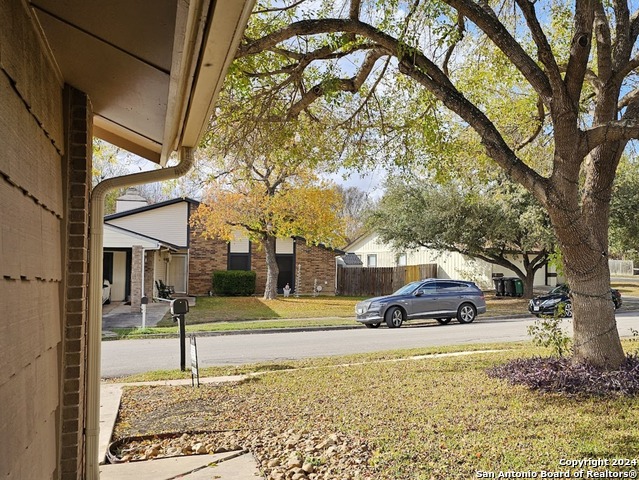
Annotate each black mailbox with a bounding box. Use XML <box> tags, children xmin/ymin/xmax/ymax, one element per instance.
<box><xmin>171</xmin><ymin>298</ymin><xmax>189</xmax><ymax>315</ymax></box>
<box><xmin>141</xmin><ymin>296</ymin><xmax>149</xmax><ymax>305</ymax></box>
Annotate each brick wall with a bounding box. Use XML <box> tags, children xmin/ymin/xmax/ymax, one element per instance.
<box><xmin>60</xmin><ymin>85</ymin><xmax>92</xmax><ymax>480</ymax></box>
<box><xmin>144</xmin><ymin>251</ymin><xmax>154</xmax><ymax>299</ymax></box>
<box><xmin>188</xmin><ymin>223</ymin><xmax>228</xmax><ymax>295</ymax></box>
<box><xmin>293</xmin><ymin>238</ymin><xmax>337</xmax><ymax>295</ymax></box>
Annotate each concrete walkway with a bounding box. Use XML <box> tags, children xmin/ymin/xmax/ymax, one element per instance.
<box><xmin>99</xmin><ymin>376</ymin><xmax>262</xmax><ymax>480</ymax></box>
<box><xmin>102</xmin><ymin>301</ymin><xmax>171</xmax><ymax>331</ymax></box>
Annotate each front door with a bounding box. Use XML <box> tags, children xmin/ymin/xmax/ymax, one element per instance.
<box><xmin>276</xmin><ymin>255</ymin><xmax>294</xmax><ymax>293</ymax></box>
<box><xmin>168</xmin><ymin>254</ymin><xmax>188</xmax><ymax>294</ymax></box>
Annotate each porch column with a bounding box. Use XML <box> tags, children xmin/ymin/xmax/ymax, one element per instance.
<box><xmin>130</xmin><ymin>245</ymin><xmax>143</xmax><ymax>312</ymax></box>
<box><xmin>144</xmin><ymin>251</ymin><xmax>154</xmax><ymax>298</ymax></box>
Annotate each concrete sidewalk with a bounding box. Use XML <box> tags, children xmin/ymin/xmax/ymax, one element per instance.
<box><xmin>102</xmin><ymin>301</ymin><xmax>171</xmax><ymax>331</ymax></box>
<box><xmin>99</xmin><ymin>376</ymin><xmax>262</xmax><ymax>480</ymax></box>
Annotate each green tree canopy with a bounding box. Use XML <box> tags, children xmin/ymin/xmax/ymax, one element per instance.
<box><xmin>369</xmin><ymin>176</ymin><xmax>554</xmax><ymax>297</ymax></box>
<box><xmin>192</xmin><ymin>117</ymin><xmax>346</xmax><ymax>300</ymax></box>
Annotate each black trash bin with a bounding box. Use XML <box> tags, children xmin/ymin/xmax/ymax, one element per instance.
<box><xmin>504</xmin><ymin>277</ymin><xmax>516</xmax><ymax>296</ymax></box>
<box><xmin>493</xmin><ymin>277</ymin><xmax>505</xmax><ymax>296</ymax></box>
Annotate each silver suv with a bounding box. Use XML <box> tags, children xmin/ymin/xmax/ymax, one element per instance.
<box><xmin>355</xmin><ymin>279</ymin><xmax>487</xmax><ymax>328</ymax></box>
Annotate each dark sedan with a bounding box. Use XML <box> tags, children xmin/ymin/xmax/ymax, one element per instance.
<box><xmin>355</xmin><ymin>279</ymin><xmax>487</xmax><ymax>328</ymax></box>
<box><xmin>528</xmin><ymin>284</ymin><xmax>622</xmax><ymax>318</ymax></box>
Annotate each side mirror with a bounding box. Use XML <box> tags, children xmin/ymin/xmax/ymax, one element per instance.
<box><xmin>414</xmin><ymin>290</ymin><xmax>423</xmax><ymax>297</ymax></box>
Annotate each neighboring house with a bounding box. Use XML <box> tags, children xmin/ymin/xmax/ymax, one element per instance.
<box><xmin>104</xmin><ymin>192</ymin><xmax>342</xmax><ymax>302</ymax></box>
<box><xmin>346</xmin><ymin>232</ymin><xmax>558</xmax><ymax>289</ymax></box>
<box><xmin>0</xmin><ymin>2</ymin><xmax>254</xmax><ymax>479</ymax></box>
<box><xmin>104</xmin><ymin>192</ymin><xmax>198</xmax><ymax>308</ymax></box>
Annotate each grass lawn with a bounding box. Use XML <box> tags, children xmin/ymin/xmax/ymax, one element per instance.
<box><xmin>157</xmin><ymin>295</ymin><xmax>367</xmax><ymax>326</ymax></box>
<box><xmin>114</xmin><ymin>341</ymin><xmax>639</xmax><ymax>479</ymax></box>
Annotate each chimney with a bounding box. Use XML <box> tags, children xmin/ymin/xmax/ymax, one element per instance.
<box><xmin>115</xmin><ymin>187</ymin><xmax>148</xmax><ymax>213</ymax></box>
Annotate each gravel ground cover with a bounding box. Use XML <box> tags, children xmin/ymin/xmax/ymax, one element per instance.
<box><xmin>113</xmin><ymin>344</ymin><xmax>639</xmax><ymax>479</ymax></box>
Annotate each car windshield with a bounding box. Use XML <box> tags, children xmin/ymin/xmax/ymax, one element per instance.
<box><xmin>393</xmin><ymin>281</ymin><xmax>423</xmax><ymax>296</ymax></box>
<box><xmin>549</xmin><ymin>284</ymin><xmax>569</xmax><ymax>294</ymax></box>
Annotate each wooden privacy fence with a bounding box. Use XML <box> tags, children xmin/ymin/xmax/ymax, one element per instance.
<box><xmin>337</xmin><ymin>264</ymin><xmax>438</xmax><ymax>297</ymax></box>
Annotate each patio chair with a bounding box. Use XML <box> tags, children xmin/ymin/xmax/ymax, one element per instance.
<box><xmin>155</xmin><ymin>280</ymin><xmax>173</xmax><ymax>299</ymax></box>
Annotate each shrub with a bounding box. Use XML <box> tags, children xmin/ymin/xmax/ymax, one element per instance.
<box><xmin>212</xmin><ymin>270</ymin><xmax>256</xmax><ymax>296</ymax></box>
<box><xmin>487</xmin><ymin>355</ymin><xmax>639</xmax><ymax>396</ymax></box>
<box><xmin>527</xmin><ymin>307</ymin><xmax>572</xmax><ymax>357</ymax></box>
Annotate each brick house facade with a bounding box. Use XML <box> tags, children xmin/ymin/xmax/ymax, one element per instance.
<box><xmin>189</xmin><ymin>226</ymin><xmax>341</xmax><ymax>296</ymax></box>
<box><xmin>106</xmin><ymin>198</ymin><xmax>343</xmax><ymax>298</ymax></box>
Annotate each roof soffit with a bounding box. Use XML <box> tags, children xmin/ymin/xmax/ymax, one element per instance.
<box><xmin>29</xmin><ymin>0</ymin><xmax>255</xmax><ymax>165</ymax></box>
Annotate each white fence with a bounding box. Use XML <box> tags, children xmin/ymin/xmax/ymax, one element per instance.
<box><xmin>609</xmin><ymin>259</ymin><xmax>634</xmax><ymax>276</ymax></box>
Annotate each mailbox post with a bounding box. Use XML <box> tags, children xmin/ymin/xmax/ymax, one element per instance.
<box><xmin>170</xmin><ymin>298</ymin><xmax>189</xmax><ymax>371</ymax></box>
<box><xmin>140</xmin><ymin>296</ymin><xmax>148</xmax><ymax>329</ymax></box>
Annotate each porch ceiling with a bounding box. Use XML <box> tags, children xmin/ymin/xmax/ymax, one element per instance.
<box><xmin>29</xmin><ymin>0</ymin><xmax>254</xmax><ymax>165</ymax></box>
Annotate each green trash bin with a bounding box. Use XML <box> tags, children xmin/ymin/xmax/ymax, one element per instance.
<box><xmin>513</xmin><ymin>278</ymin><xmax>524</xmax><ymax>297</ymax></box>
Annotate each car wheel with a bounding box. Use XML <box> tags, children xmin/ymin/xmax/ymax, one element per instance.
<box><xmin>365</xmin><ymin>322</ymin><xmax>381</xmax><ymax>329</ymax></box>
<box><xmin>456</xmin><ymin>303</ymin><xmax>476</xmax><ymax>323</ymax></box>
<box><xmin>385</xmin><ymin>307</ymin><xmax>404</xmax><ymax>328</ymax></box>
<box><xmin>436</xmin><ymin>318</ymin><xmax>451</xmax><ymax>325</ymax></box>
<box><xmin>560</xmin><ymin>301</ymin><xmax>573</xmax><ymax>318</ymax></box>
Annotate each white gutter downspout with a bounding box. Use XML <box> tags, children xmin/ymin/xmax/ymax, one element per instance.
<box><xmin>86</xmin><ymin>146</ymin><xmax>195</xmax><ymax>479</ymax></box>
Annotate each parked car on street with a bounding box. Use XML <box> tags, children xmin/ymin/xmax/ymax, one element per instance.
<box><xmin>528</xmin><ymin>284</ymin><xmax>622</xmax><ymax>318</ymax></box>
<box><xmin>102</xmin><ymin>279</ymin><xmax>111</xmax><ymax>305</ymax></box>
<box><xmin>355</xmin><ymin>279</ymin><xmax>487</xmax><ymax>328</ymax></box>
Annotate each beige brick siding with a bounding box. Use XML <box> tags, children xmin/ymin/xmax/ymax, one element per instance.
<box><xmin>0</xmin><ymin>1</ymin><xmax>91</xmax><ymax>478</ymax></box>
<box><xmin>0</xmin><ymin>1</ymin><xmax>66</xmax><ymax>479</ymax></box>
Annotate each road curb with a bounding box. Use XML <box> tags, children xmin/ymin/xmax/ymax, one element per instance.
<box><xmin>101</xmin><ymin>313</ymin><xmax>539</xmax><ymax>340</ymax></box>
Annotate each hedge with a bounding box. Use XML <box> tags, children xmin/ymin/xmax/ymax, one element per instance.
<box><xmin>212</xmin><ymin>270</ymin><xmax>256</xmax><ymax>296</ymax></box>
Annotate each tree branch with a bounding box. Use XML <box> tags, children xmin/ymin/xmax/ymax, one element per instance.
<box><xmin>563</xmin><ymin>0</ymin><xmax>595</xmax><ymax>106</ymax></box>
<box><xmin>613</xmin><ymin>54</ymin><xmax>639</xmax><ymax>84</ymax></box>
<box><xmin>349</xmin><ymin>0</ymin><xmax>362</xmax><ymax>19</ymax></box>
<box><xmin>514</xmin><ymin>0</ymin><xmax>564</xmax><ymax>91</ymax></box>
<box><xmin>442</xmin><ymin>14</ymin><xmax>466</xmax><ymax>77</ymax></box>
<box><xmin>593</xmin><ymin>0</ymin><xmax>613</xmax><ymax>83</ymax></box>
<box><xmin>286</xmin><ymin>47</ymin><xmax>387</xmax><ymax>119</ymax></box>
<box><xmin>253</xmin><ymin>0</ymin><xmax>307</xmax><ymax>15</ymax></box>
<box><xmin>514</xmin><ymin>96</ymin><xmax>545</xmax><ymax>152</ymax></box>
<box><xmin>618</xmin><ymin>86</ymin><xmax>639</xmax><ymax>110</ymax></box>
<box><xmin>444</xmin><ymin>0</ymin><xmax>552</xmax><ymax>101</ymax></box>
<box><xmin>237</xmin><ymin>15</ymin><xmax>550</xmax><ymax>204</ymax></box>
<box><xmin>583</xmin><ymin>120</ymin><xmax>639</xmax><ymax>151</ymax></box>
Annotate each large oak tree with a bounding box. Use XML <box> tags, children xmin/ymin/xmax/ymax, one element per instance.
<box><xmin>191</xmin><ymin>119</ymin><xmax>345</xmax><ymax>300</ymax></box>
<box><xmin>231</xmin><ymin>0</ymin><xmax>639</xmax><ymax>368</ymax></box>
<box><xmin>369</xmin><ymin>177</ymin><xmax>554</xmax><ymax>298</ymax></box>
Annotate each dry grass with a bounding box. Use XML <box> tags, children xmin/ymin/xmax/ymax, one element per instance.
<box><xmin>114</xmin><ymin>342</ymin><xmax>639</xmax><ymax>479</ymax></box>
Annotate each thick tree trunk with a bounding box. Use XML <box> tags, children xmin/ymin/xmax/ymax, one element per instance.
<box><xmin>522</xmin><ymin>274</ymin><xmax>535</xmax><ymax>299</ymax></box>
<box><xmin>562</xmin><ymin>258</ymin><xmax>624</xmax><ymax>368</ymax></box>
<box><xmin>548</xmin><ymin>193</ymin><xmax>626</xmax><ymax>369</ymax></box>
<box><xmin>263</xmin><ymin>235</ymin><xmax>279</xmax><ymax>300</ymax></box>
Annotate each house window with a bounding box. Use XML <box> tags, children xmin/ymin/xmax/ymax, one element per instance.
<box><xmin>228</xmin><ymin>253</ymin><xmax>250</xmax><ymax>271</ymax></box>
<box><xmin>229</xmin><ymin>234</ymin><xmax>251</xmax><ymax>271</ymax></box>
<box><xmin>367</xmin><ymin>254</ymin><xmax>377</xmax><ymax>267</ymax></box>
<box><xmin>397</xmin><ymin>253</ymin><xmax>407</xmax><ymax>266</ymax></box>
